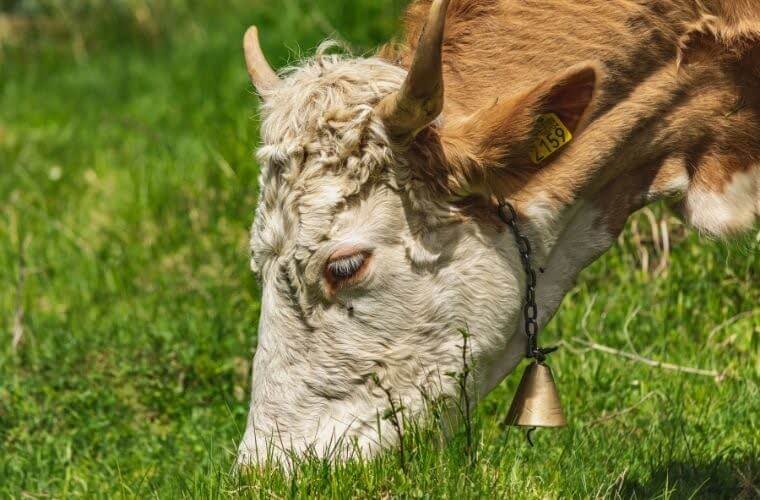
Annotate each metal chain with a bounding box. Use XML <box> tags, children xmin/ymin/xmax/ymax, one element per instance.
<box><xmin>498</xmin><ymin>201</ymin><xmax>557</xmax><ymax>363</ymax></box>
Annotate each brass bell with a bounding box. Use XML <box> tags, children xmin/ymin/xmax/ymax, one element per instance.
<box><xmin>505</xmin><ymin>361</ymin><xmax>566</xmax><ymax>428</ymax></box>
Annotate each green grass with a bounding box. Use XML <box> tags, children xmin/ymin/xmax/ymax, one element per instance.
<box><xmin>1</xmin><ymin>1</ymin><xmax>758</xmax><ymax>497</ymax></box>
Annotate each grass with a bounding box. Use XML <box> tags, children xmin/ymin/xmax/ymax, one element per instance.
<box><xmin>1</xmin><ymin>1</ymin><xmax>758</xmax><ymax>497</ymax></box>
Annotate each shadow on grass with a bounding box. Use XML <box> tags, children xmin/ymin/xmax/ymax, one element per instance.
<box><xmin>621</xmin><ymin>455</ymin><xmax>759</xmax><ymax>499</ymax></box>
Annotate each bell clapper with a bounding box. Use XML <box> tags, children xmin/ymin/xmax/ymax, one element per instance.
<box><xmin>525</xmin><ymin>427</ymin><xmax>537</xmax><ymax>447</ymax></box>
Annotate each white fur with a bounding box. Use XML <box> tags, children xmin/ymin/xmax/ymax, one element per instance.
<box><xmin>683</xmin><ymin>169</ymin><xmax>759</xmax><ymax>236</ymax></box>
<box><xmin>479</xmin><ymin>200</ymin><xmax>614</xmax><ymax>394</ymax></box>
<box><xmin>240</xmin><ymin>49</ymin><xmax>529</xmax><ymax>465</ymax></box>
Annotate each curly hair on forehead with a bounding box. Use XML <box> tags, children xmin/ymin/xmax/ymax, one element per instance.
<box><xmin>250</xmin><ymin>44</ymin><xmax>414</xmax><ymax>279</ymax></box>
<box><xmin>253</xmin><ymin>42</ymin><xmax>412</xmax><ymax>209</ymax></box>
<box><xmin>257</xmin><ymin>42</ymin><xmax>404</xmax><ymax>150</ymax></box>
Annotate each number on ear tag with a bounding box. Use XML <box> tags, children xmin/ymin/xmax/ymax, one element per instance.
<box><xmin>530</xmin><ymin>113</ymin><xmax>573</xmax><ymax>165</ymax></box>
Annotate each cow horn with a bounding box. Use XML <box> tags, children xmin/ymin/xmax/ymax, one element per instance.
<box><xmin>243</xmin><ymin>26</ymin><xmax>280</xmax><ymax>94</ymax></box>
<box><xmin>375</xmin><ymin>0</ymin><xmax>450</xmax><ymax>143</ymax></box>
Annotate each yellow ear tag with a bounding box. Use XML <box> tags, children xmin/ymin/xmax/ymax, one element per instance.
<box><xmin>530</xmin><ymin>113</ymin><xmax>573</xmax><ymax>164</ymax></box>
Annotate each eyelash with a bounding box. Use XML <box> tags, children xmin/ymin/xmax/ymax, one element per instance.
<box><xmin>326</xmin><ymin>253</ymin><xmax>366</xmax><ymax>282</ymax></box>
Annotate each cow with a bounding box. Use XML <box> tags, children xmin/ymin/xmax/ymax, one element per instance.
<box><xmin>237</xmin><ymin>0</ymin><xmax>759</xmax><ymax>467</ymax></box>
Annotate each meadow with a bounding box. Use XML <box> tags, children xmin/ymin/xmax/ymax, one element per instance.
<box><xmin>1</xmin><ymin>1</ymin><xmax>757</xmax><ymax>497</ymax></box>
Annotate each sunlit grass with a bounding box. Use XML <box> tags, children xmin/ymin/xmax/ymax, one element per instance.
<box><xmin>1</xmin><ymin>1</ymin><xmax>758</xmax><ymax>497</ymax></box>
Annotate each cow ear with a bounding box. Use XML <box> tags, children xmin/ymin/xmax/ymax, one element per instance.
<box><xmin>529</xmin><ymin>62</ymin><xmax>601</xmax><ymax>135</ymax></box>
<box><xmin>440</xmin><ymin>62</ymin><xmax>602</xmax><ymax>177</ymax></box>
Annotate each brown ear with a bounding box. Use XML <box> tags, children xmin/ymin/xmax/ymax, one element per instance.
<box><xmin>440</xmin><ymin>62</ymin><xmax>602</xmax><ymax>178</ymax></box>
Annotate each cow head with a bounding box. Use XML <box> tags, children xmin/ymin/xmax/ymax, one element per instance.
<box><xmin>238</xmin><ymin>0</ymin><xmax>601</xmax><ymax>466</ymax></box>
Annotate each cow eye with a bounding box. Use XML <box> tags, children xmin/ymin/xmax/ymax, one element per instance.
<box><xmin>326</xmin><ymin>252</ymin><xmax>367</xmax><ymax>284</ymax></box>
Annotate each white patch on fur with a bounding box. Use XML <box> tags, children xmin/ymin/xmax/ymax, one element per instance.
<box><xmin>480</xmin><ymin>200</ymin><xmax>614</xmax><ymax>394</ymax></box>
<box><xmin>684</xmin><ymin>168</ymin><xmax>759</xmax><ymax>236</ymax></box>
<box><xmin>240</xmin><ymin>47</ymin><xmax>531</xmax><ymax>467</ymax></box>
<box><xmin>534</xmin><ymin>201</ymin><xmax>613</xmax><ymax>330</ymax></box>
<box><xmin>523</xmin><ymin>194</ymin><xmax>563</xmax><ymax>257</ymax></box>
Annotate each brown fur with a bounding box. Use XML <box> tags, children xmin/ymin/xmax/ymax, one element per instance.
<box><xmin>679</xmin><ymin>0</ymin><xmax>760</xmax><ymax>64</ymax></box>
<box><xmin>385</xmin><ymin>0</ymin><xmax>760</xmax><ymax>236</ymax></box>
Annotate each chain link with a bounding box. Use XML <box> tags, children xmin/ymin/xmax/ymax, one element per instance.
<box><xmin>498</xmin><ymin>201</ymin><xmax>557</xmax><ymax>362</ymax></box>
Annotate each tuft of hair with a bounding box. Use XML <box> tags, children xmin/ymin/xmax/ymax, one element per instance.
<box><xmin>250</xmin><ymin>43</ymin><xmax>413</xmax><ymax>283</ymax></box>
<box><xmin>255</xmin><ymin>42</ymin><xmax>409</xmax><ymax>197</ymax></box>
